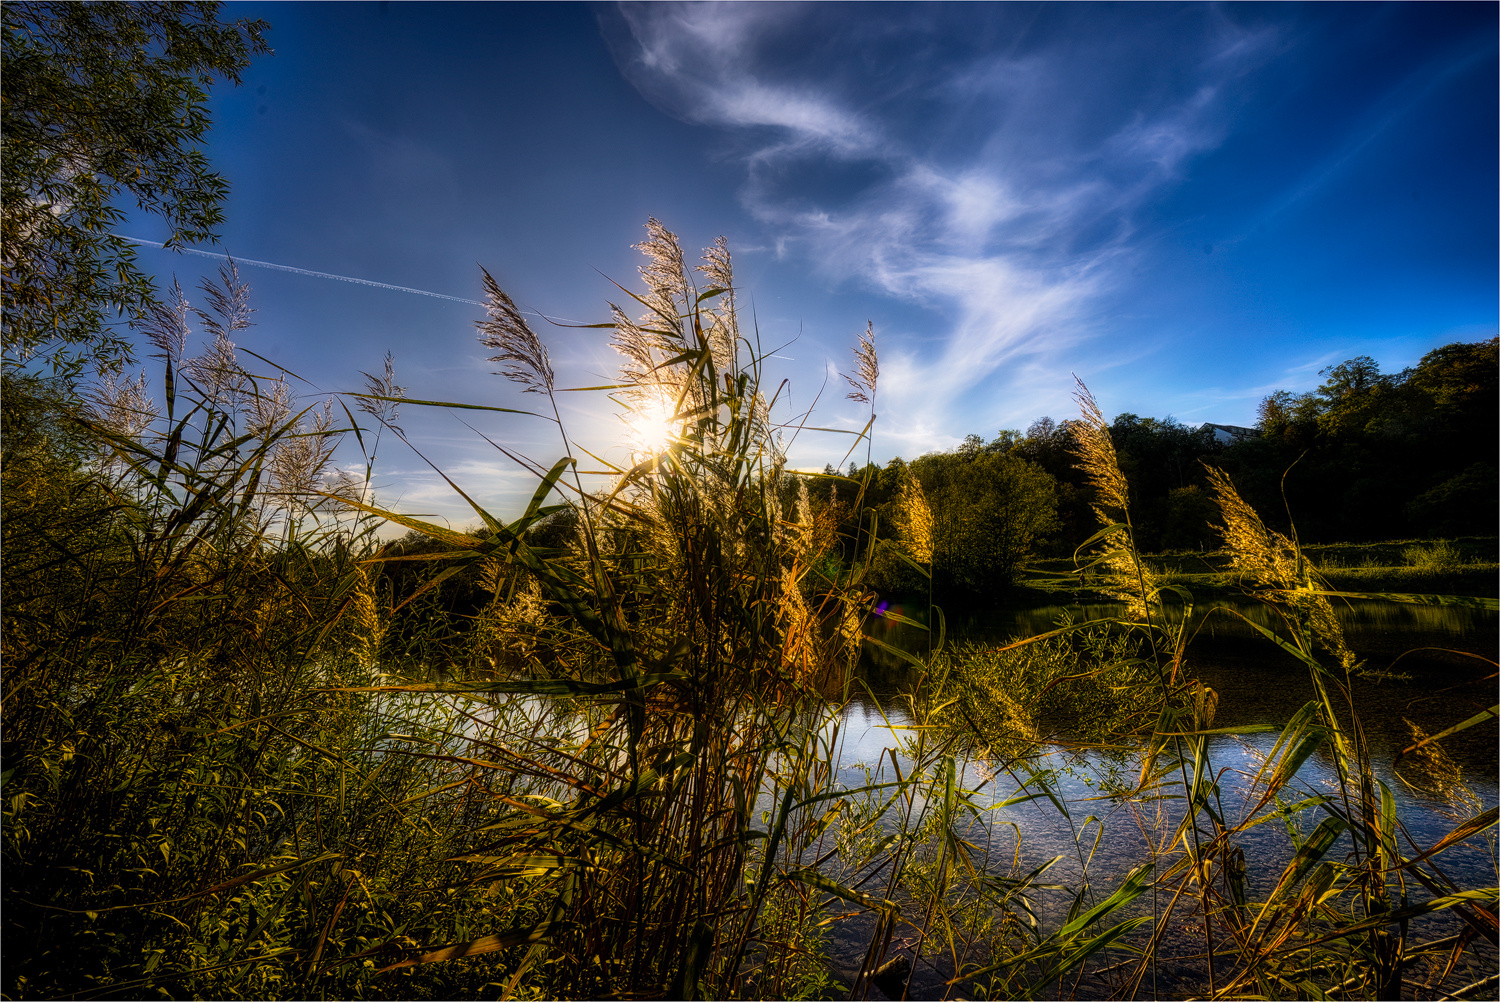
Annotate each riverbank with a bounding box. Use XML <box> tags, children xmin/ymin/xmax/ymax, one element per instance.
<box><xmin>1014</xmin><ymin>536</ymin><xmax>1499</xmax><ymax>605</ymax></box>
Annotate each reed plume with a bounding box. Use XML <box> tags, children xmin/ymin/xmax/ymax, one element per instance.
<box><xmin>1205</xmin><ymin>464</ymin><xmax>1357</xmax><ymax>670</ymax></box>
<box><xmin>183</xmin><ymin>328</ymin><xmax>244</xmax><ymax>408</ymax></box>
<box><xmin>613</xmin><ymin>222</ymin><xmax>695</xmax><ymax>416</ymax></box>
<box><xmin>609</xmin><ymin>302</ymin><xmax>659</xmax><ymax>387</ymax></box>
<box><xmin>1071</xmin><ymin>376</ymin><xmax>1129</xmax><ymax>513</ymax></box>
<box><xmin>85</xmin><ymin>369</ymin><xmax>156</xmax><ymax>439</ymax></box>
<box><xmin>268</xmin><ymin>399</ymin><xmax>342</xmax><ymax>519</ymax></box>
<box><xmin>357</xmin><ymin>350</ymin><xmax>404</xmax><ymax>432</ymax></box>
<box><xmin>844</xmin><ymin>320</ymin><xmax>879</xmax><ymax>406</ymax></box>
<box><xmin>696</xmin><ymin>234</ymin><xmax>738</xmax><ymax>369</ymax></box>
<box><xmin>140</xmin><ymin>277</ymin><xmax>191</xmax><ymax>362</ymax></box>
<box><xmin>193</xmin><ymin>259</ymin><xmax>255</xmax><ymax>341</ymax></box>
<box><xmin>891</xmin><ymin>461</ymin><xmax>934</xmax><ymax>564</ymax></box>
<box><xmin>476</xmin><ymin>268</ymin><xmax>554</xmax><ymax>395</ymax></box>
<box><xmin>1071</xmin><ymin>376</ymin><xmax>1158</xmax><ymax>619</ymax></box>
<box><xmin>247</xmin><ymin>375</ymin><xmax>293</xmax><ymax>438</ymax></box>
<box><xmin>181</xmin><ymin>261</ymin><xmax>252</xmax><ymax>407</ymax></box>
<box><xmin>635</xmin><ymin>216</ymin><xmax>690</xmax><ymax>334</ymax></box>
<box><xmin>349</xmin><ymin>562</ymin><xmax>386</xmax><ymax>673</ymax></box>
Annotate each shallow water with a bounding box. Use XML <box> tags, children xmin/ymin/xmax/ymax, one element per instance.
<box><xmin>373</xmin><ymin>598</ymin><xmax>1497</xmax><ymax>998</ymax></box>
<box><xmin>820</xmin><ymin>598</ymin><xmax>1499</xmax><ymax>998</ymax></box>
<box><xmin>863</xmin><ymin>596</ymin><xmax>1498</xmax><ymax>776</ymax></box>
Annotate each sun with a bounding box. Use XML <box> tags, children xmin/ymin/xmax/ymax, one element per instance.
<box><xmin>624</xmin><ymin>396</ymin><xmax>677</xmax><ymax>458</ymax></box>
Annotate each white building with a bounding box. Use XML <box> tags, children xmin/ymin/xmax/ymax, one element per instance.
<box><xmin>1201</xmin><ymin>423</ymin><xmax>1258</xmax><ymax>446</ymax></box>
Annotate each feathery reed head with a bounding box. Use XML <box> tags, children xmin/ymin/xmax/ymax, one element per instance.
<box><xmin>358</xmin><ymin>350</ymin><xmax>405</xmax><ymax>432</ymax></box>
<box><xmin>1070</xmin><ymin>376</ymin><xmax>1159</xmax><ymax>618</ymax></box>
<box><xmin>1204</xmin><ymin>465</ymin><xmax>1299</xmax><ymax>592</ymax></box>
<box><xmin>893</xmin><ymin>462</ymin><xmax>933</xmax><ymax>563</ymax></box>
<box><xmin>634</xmin><ymin>217</ymin><xmax>689</xmax><ymax>327</ymax></box>
<box><xmin>476</xmin><ymin>269</ymin><xmax>554</xmax><ymax>395</ymax></box>
<box><xmin>139</xmin><ymin>278</ymin><xmax>192</xmax><ymax>362</ymax></box>
<box><xmin>1205</xmin><ymin>464</ymin><xmax>1357</xmax><ymax>669</ymax></box>
<box><xmin>183</xmin><ymin>331</ymin><xmax>244</xmax><ymax>407</ymax></box>
<box><xmin>268</xmin><ymin>398</ymin><xmax>341</xmax><ymax>512</ymax></box>
<box><xmin>248</xmin><ymin>376</ymin><xmax>294</xmax><ymax>439</ymax></box>
<box><xmin>844</xmin><ymin>321</ymin><xmax>879</xmax><ymax>405</ymax></box>
<box><xmin>182</xmin><ymin>261</ymin><xmax>253</xmax><ymax>405</ymax></box>
<box><xmin>696</xmin><ymin>234</ymin><xmax>732</xmax><ymax>293</ymax></box>
<box><xmin>1071</xmin><ymin>376</ymin><xmax>1129</xmax><ymax>514</ymax></box>
<box><xmin>194</xmin><ymin>259</ymin><xmax>254</xmax><ymax>342</ymax></box>
<box><xmin>609</xmin><ymin>302</ymin><xmax>659</xmax><ymax>386</ymax></box>
<box><xmin>86</xmin><ymin>369</ymin><xmax>157</xmax><ymax>439</ymax></box>
<box><xmin>696</xmin><ymin>235</ymin><xmax>738</xmax><ymax>367</ymax></box>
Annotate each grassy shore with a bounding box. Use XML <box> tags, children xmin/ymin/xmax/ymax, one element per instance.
<box><xmin>5</xmin><ymin>228</ymin><xmax>1495</xmax><ymax>1000</ymax></box>
<box><xmin>1020</xmin><ymin>536</ymin><xmax>1499</xmax><ymax>603</ymax></box>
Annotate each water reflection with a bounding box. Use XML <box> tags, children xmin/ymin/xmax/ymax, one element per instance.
<box><xmin>861</xmin><ymin>598</ymin><xmax>1498</xmax><ymax>775</ymax></box>
<box><xmin>828</xmin><ymin>598</ymin><xmax>1498</xmax><ymax>997</ymax></box>
<box><xmin>866</xmin><ymin>596</ymin><xmax>1497</xmax><ymax>660</ymax></box>
<box><xmin>824</xmin><ymin>695</ymin><xmax>1498</xmax><ymax>999</ymax></box>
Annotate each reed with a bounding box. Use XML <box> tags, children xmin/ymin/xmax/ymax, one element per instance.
<box><xmin>884</xmin><ymin>380</ymin><xmax>1499</xmax><ymax>1000</ymax></box>
<box><xmin>3</xmin><ymin>231</ymin><xmax>1494</xmax><ymax>1001</ymax></box>
<box><xmin>987</xmin><ymin>382</ymin><xmax>1499</xmax><ymax>999</ymax></box>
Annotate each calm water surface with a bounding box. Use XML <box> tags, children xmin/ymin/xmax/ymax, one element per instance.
<box><xmin>823</xmin><ymin>599</ymin><xmax>1498</xmax><ymax>998</ymax></box>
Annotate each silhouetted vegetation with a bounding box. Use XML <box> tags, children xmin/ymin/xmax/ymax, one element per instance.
<box><xmin>2</xmin><ymin>12</ymin><xmax>1494</xmax><ymax>993</ymax></box>
<box><xmin>794</xmin><ymin>339</ymin><xmax>1497</xmax><ymax>610</ymax></box>
<box><xmin>5</xmin><ymin>219</ymin><xmax>1496</xmax><ymax>1002</ymax></box>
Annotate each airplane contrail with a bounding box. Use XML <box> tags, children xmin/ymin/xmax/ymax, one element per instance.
<box><xmin>117</xmin><ymin>235</ymin><xmax>490</xmax><ymax>308</ymax></box>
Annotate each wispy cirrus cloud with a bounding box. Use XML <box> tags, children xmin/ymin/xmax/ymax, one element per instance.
<box><xmin>605</xmin><ymin>3</ymin><xmax>1278</xmax><ymax>450</ymax></box>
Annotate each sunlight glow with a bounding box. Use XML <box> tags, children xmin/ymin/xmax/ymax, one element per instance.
<box><xmin>624</xmin><ymin>396</ymin><xmax>678</xmax><ymax>458</ymax></box>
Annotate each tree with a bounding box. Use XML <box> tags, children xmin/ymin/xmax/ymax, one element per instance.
<box><xmin>1405</xmin><ymin>337</ymin><xmax>1498</xmax><ymax>419</ymax></box>
<box><xmin>1316</xmin><ymin>355</ymin><xmax>1386</xmax><ymax>402</ymax></box>
<box><xmin>1230</xmin><ymin>340</ymin><xmax>1498</xmax><ymax>541</ymax></box>
<box><xmin>2</xmin><ymin>2</ymin><xmax>269</xmax><ymax>373</ymax></box>
<box><xmin>985</xmin><ymin>428</ymin><xmax>1023</xmax><ymax>453</ymax></box>
<box><xmin>909</xmin><ymin>447</ymin><xmax>1059</xmax><ymax>597</ymax></box>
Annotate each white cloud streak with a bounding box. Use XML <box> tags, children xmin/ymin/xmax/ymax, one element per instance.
<box><xmin>609</xmin><ymin>3</ymin><xmax>1276</xmax><ymax>451</ymax></box>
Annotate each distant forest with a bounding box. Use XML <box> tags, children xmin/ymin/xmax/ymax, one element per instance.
<box><xmin>375</xmin><ymin>337</ymin><xmax>1495</xmax><ymax>625</ymax></box>
<box><xmin>803</xmin><ymin>337</ymin><xmax>1497</xmax><ymax>598</ymax></box>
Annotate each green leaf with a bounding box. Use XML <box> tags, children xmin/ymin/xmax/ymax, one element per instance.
<box><xmin>872</xmin><ymin>608</ymin><xmax>929</xmax><ymax>631</ymax></box>
<box><xmin>1392</xmin><ymin>807</ymin><xmax>1499</xmax><ymax>873</ymax></box>
<box><xmin>784</xmin><ymin>867</ymin><xmax>899</xmax><ymax>915</ymax></box>
<box><xmin>1310</xmin><ymin>590</ymin><xmax>1499</xmax><ymax>611</ymax></box>
<box><xmin>1261</xmin><ymin>817</ymin><xmax>1348</xmax><ymax>914</ymax></box>
<box><xmin>376</xmin><ymin>922</ymin><xmax>561</xmax><ymax>973</ymax></box>
<box><xmin>1394</xmin><ymin>705</ymin><xmax>1499</xmax><ymax>768</ymax></box>
<box><xmin>1303</xmin><ymin>889</ymin><xmax>1500</xmax><ymax>946</ymax></box>
<box><xmin>346</xmin><ymin>392</ymin><xmax>551</xmax><ymax>421</ymax></box>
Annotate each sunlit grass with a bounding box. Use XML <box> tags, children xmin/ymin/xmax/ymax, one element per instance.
<box><xmin>622</xmin><ymin>392</ymin><xmax>679</xmax><ymax>459</ymax></box>
<box><xmin>3</xmin><ymin>223</ymin><xmax>1495</xmax><ymax>1001</ymax></box>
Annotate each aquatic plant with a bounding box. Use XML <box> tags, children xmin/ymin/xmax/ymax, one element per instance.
<box><xmin>3</xmin><ymin>225</ymin><xmax>1494</xmax><ymax>1002</ymax></box>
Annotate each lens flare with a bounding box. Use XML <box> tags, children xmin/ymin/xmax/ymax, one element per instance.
<box><xmin>625</xmin><ymin>396</ymin><xmax>677</xmax><ymax>458</ymax></box>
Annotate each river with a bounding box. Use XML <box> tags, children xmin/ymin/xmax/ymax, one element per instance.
<box><xmin>820</xmin><ymin>597</ymin><xmax>1498</xmax><ymax>999</ymax></box>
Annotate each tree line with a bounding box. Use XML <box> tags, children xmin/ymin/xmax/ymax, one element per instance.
<box><xmin>799</xmin><ymin>337</ymin><xmax>1497</xmax><ymax>602</ymax></box>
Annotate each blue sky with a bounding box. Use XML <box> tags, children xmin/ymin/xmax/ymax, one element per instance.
<box><xmin>120</xmin><ymin>2</ymin><xmax>1497</xmax><ymax>526</ymax></box>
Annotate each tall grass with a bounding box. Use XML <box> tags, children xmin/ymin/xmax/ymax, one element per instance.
<box><xmin>0</xmin><ymin>265</ymin><xmax>482</xmax><ymax>998</ymax></box>
<box><xmin>940</xmin><ymin>380</ymin><xmax>1500</xmax><ymax>999</ymax></box>
<box><xmin>3</xmin><ymin>222</ymin><xmax>935</xmax><ymax>999</ymax></box>
<box><xmin>3</xmin><ymin>230</ymin><xmax>1495</xmax><ymax>1001</ymax></box>
<box><xmin>858</xmin><ymin>380</ymin><xmax>1498</xmax><ymax>1000</ymax></box>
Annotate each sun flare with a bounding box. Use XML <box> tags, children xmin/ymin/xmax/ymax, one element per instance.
<box><xmin>624</xmin><ymin>396</ymin><xmax>677</xmax><ymax>457</ymax></box>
